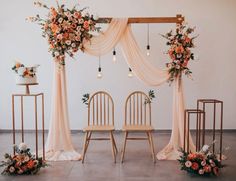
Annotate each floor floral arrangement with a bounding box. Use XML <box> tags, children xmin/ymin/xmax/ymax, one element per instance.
<box><xmin>27</xmin><ymin>1</ymin><xmax>101</xmax><ymax>65</ymax></box>
<box><xmin>161</xmin><ymin>23</ymin><xmax>198</xmax><ymax>84</ymax></box>
<box><xmin>0</xmin><ymin>143</ymin><xmax>47</xmax><ymax>175</ymax></box>
<box><xmin>178</xmin><ymin>143</ymin><xmax>224</xmax><ymax>177</ymax></box>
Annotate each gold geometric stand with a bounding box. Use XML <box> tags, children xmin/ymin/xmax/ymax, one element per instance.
<box><xmin>12</xmin><ymin>92</ymin><xmax>45</xmax><ymax>160</ymax></box>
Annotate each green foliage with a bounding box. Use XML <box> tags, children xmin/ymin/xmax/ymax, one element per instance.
<box><xmin>144</xmin><ymin>90</ymin><xmax>156</xmax><ymax>104</ymax></box>
<box><xmin>82</xmin><ymin>93</ymin><xmax>90</xmax><ymax>106</ymax></box>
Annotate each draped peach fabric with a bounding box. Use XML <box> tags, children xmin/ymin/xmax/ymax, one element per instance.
<box><xmin>156</xmin><ymin>75</ymin><xmax>195</xmax><ymax>160</ymax></box>
<box><xmin>83</xmin><ymin>18</ymin><xmax>128</xmax><ymax>55</ymax></box>
<box><xmin>45</xmin><ymin>63</ymin><xmax>81</xmax><ymax>161</ymax></box>
<box><xmin>120</xmin><ymin>25</ymin><xmax>169</xmax><ymax>86</ymax></box>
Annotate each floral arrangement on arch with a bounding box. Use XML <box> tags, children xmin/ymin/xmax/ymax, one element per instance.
<box><xmin>0</xmin><ymin>143</ymin><xmax>47</xmax><ymax>175</ymax></box>
<box><xmin>27</xmin><ymin>1</ymin><xmax>101</xmax><ymax>65</ymax></box>
<box><xmin>12</xmin><ymin>61</ymin><xmax>39</xmax><ymax>78</ymax></box>
<box><xmin>162</xmin><ymin>23</ymin><xmax>198</xmax><ymax>84</ymax></box>
<box><xmin>178</xmin><ymin>143</ymin><xmax>224</xmax><ymax>177</ymax></box>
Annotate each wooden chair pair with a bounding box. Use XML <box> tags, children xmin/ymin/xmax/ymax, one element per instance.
<box><xmin>81</xmin><ymin>91</ymin><xmax>156</xmax><ymax>163</ymax></box>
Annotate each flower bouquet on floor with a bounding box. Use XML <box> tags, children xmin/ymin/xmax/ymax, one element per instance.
<box><xmin>178</xmin><ymin>143</ymin><xmax>224</xmax><ymax>176</ymax></box>
<box><xmin>0</xmin><ymin>143</ymin><xmax>47</xmax><ymax>175</ymax></box>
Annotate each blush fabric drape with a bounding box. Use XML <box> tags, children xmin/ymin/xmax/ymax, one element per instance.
<box><xmin>46</xmin><ymin>18</ymin><xmax>195</xmax><ymax>161</ymax></box>
<box><xmin>45</xmin><ymin>64</ymin><xmax>81</xmax><ymax>161</ymax></box>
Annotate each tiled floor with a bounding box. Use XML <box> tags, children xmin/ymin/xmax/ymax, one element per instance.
<box><xmin>0</xmin><ymin>131</ymin><xmax>235</xmax><ymax>181</ymax></box>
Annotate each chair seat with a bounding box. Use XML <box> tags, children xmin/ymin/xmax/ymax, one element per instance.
<box><xmin>84</xmin><ymin>125</ymin><xmax>115</xmax><ymax>131</ymax></box>
<box><xmin>122</xmin><ymin>125</ymin><xmax>154</xmax><ymax>131</ymax></box>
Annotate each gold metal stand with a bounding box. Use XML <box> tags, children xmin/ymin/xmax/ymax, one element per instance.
<box><xmin>197</xmin><ymin>99</ymin><xmax>223</xmax><ymax>160</ymax></box>
<box><xmin>184</xmin><ymin>109</ymin><xmax>205</xmax><ymax>152</ymax></box>
<box><xmin>12</xmin><ymin>92</ymin><xmax>45</xmax><ymax>160</ymax></box>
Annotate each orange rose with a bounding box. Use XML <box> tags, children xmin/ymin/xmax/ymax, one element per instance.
<box><xmin>204</xmin><ymin>165</ymin><xmax>212</xmax><ymax>173</ymax></box>
<box><xmin>15</xmin><ymin>63</ymin><xmax>21</xmax><ymax>68</ymax></box>
<box><xmin>51</xmin><ymin>23</ymin><xmax>59</xmax><ymax>34</ymax></box>
<box><xmin>191</xmin><ymin>162</ymin><xmax>199</xmax><ymax>170</ymax></box>
<box><xmin>185</xmin><ymin>36</ymin><xmax>191</xmax><ymax>43</ymax></box>
<box><xmin>50</xmin><ymin>7</ymin><xmax>57</xmax><ymax>18</ymax></box>
<box><xmin>23</xmin><ymin>70</ymin><xmax>29</xmax><ymax>77</ymax></box>
<box><xmin>187</xmin><ymin>153</ymin><xmax>197</xmax><ymax>160</ymax></box>
<box><xmin>175</xmin><ymin>46</ymin><xmax>184</xmax><ymax>54</ymax></box>
<box><xmin>50</xmin><ymin>43</ymin><xmax>55</xmax><ymax>49</ymax></box>
<box><xmin>27</xmin><ymin>160</ymin><xmax>35</xmax><ymax>169</ymax></box>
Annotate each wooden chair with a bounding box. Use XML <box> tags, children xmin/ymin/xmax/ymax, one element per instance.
<box><xmin>81</xmin><ymin>91</ymin><xmax>118</xmax><ymax>163</ymax></box>
<box><xmin>121</xmin><ymin>91</ymin><xmax>156</xmax><ymax>163</ymax></box>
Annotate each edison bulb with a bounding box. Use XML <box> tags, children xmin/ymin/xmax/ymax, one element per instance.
<box><xmin>97</xmin><ymin>72</ymin><xmax>102</xmax><ymax>79</ymax></box>
<box><xmin>112</xmin><ymin>55</ymin><xmax>116</xmax><ymax>62</ymax></box>
<box><xmin>146</xmin><ymin>50</ymin><xmax>150</xmax><ymax>56</ymax></box>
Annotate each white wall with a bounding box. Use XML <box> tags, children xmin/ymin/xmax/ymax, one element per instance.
<box><xmin>0</xmin><ymin>0</ymin><xmax>235</xmax><ymax>130</ymax></box>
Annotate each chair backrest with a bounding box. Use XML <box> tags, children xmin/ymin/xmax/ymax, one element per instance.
<box><xmin>124</xmin><ymin>91</ymin><xmax>152</xmax><ymax>126</ymax></box>
<box><xmin>87</xmin><ymin>91</ymin><xmax>114</xmax><ymax>126</ymax></box>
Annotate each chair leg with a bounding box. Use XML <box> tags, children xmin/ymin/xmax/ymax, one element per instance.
<box><xmin>110</xmin><ymin>131</ymin><xmax>116</xmax><ymax>163</ymax></box>
<box><xmin>121</xmin><ymin>131</ymin><xmax>128</xmax><ymax>163</ymax></box>
<box><xmin>146</xmin><ymin>132</ymin><xmax>153</xmax><ymax>158</ymax></box>
<box><xmin>84</xmin><ymin>131</ymin><xmax>92</xmax><ymax>154</ymax></box>
<box><xmin>148</xmin><ymin>131</ymin><xmax>156</xmax><ymax>163</ymax></box>
<box><xmin>82</xmin><ymin>131</ymin><xmax>89</xmax><ymax>163</ymax></box>
<box><xmin>111</xmin><ymin>132</ymin><xmax>118</xmax><ymax>154</ymax></box>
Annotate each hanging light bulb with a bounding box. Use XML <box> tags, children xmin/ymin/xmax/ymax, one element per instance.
<box><xmin>146</xmin><ymin>23</ymin><xmax>150</xmax><ymax>56</ymax></box>
<box><xmin>112</xmin><ymin>48</ymin><xmax>116</xmax><ymax>62</ymax></box>
<box><xmin>97</xmin><ymin>56</ymin><xmax>103</xmax><ymax>79</ymax></box>
<box><xmin>128</xmin><ymin>68</ymin><xmax>133</xmax><ymax>78</ymax></box>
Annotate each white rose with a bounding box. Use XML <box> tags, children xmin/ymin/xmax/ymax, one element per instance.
<box><xmin>9</xmin><ymin>166</ymin><xmax>15</xmax><ymax>173</ymax></box>
<box><xmin>76</xmin><ymin>26</ymin><xmax>81</xmax><ymax>31</ymax></box>
<box><xmin>78</xmin><ymin>18</ymin><xmax>84</xmax><ymax>24</ymax></box>
<box><xmin>201</xmin><ymin>160</ymin><xmax>206</xmax><ymax>166</ymax></box>
<box><xmin>71</xmin><ymin>43</ymin><xmax>76</xmax><ymax>48</ymax></box>
<box><xmin>65</xmin><ymin>40</ymin><xmax>71</xmax><ymax>45</ymax></box>
<box><xmin>17</xmin><ymin>67</ymin><xmax>26</xmax><ymax>76</ymax></box>
<box><xmin>54</xmin><ymin>51</ymin><xmax>60</xmax><ymax>57</ymax></box>
<box><xmin>199</xmin><ymin>169</ymin><xmax>204</xmax><ymax>175</ymax></box>
<box><xmin>185</xmin><ymin>161</ymin><xmax>192</xmax><ymax>168</ymax></box>
<box><xmin>24</xmin><ymin>155</ymin><xmax>30</xmax><ymax>162</ymax></box>
<box><xmin>93</xmin><ymin>14</ymin><xmax>99</xmax><ymax>21</ymax></box>
<box><xmin>176</xmin><ymin>65</ymin><xmax>180</xmax><ymax>69</ymax></box>
<box><xmin>201</xmin><ymin>145</ymin><xmax>210</xmax><ymax>153</ymax></box>
<box><xmin>58</xmin><ymin>17</ymin><xmax>63</xmax><ymax>24</ymax></box>
<box><xmin>18</xmin><ymin>142</ymin><xmax>27</xmax><ymax>151</ymax></box>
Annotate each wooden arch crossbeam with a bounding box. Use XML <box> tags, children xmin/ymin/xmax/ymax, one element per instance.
<box><xmin>97</xmin><ymin>14</ymin><xmax>184</xmax><ymax>24</ymax></box>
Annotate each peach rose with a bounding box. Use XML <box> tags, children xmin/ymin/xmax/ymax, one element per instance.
<box><xmin>83</xmin><ymin>21</ymin><xmax>90</xmax><ymax>30</ymax></box>
<box><xmin>74</xmin><ymin>12</ymin><xmax>81</xmax><ymax>19</ymax></box>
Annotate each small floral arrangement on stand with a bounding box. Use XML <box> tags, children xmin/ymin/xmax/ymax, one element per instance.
<box><xmin>178</xmin><ymin>143</ymin><xmax>224</xmax><ymax>177</ymax></box>
<box><xmin>162</xmin><ymin>23</ymin><xmax>198</xmax><ymax>84</ymax></box>
<box><xmin>27</xmin><ymin>1</ymin><xmax>101</xmax><ymax>65</ymax></box>
<box><xmin>0</xmin><ymin>143</ymin><xmax>47</xmax><ymax>175</ymax></box>
<box><xmin>12</xmin><ymin>61</ymin><xmax>38</xmax><ymax>78</ymax></box>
